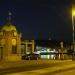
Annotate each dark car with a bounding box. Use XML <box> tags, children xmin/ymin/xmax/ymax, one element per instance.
<box><xmin>22</xmin><ymin>55</ymin><xmax>29</xmax><ymax>60</ymax></box>
<box><xmin>22</xmin><ymin>54</ymin><xmax>40</xmax><ymax>60</ymax></box>
<box><xmin>28</xmin><ymin>54</ymin><xmax>40</xmax><ymax>60</ymax></box>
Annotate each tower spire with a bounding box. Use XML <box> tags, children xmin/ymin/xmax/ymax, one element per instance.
<box><xmin>8</xmin><ymin>12</ymin><xmax>12</xmax><ymax>21</ymax></box>
<box><xmin>6</xmin><ymin>12</ymin><xmax>12</xmax><ymax>26</ymax></box>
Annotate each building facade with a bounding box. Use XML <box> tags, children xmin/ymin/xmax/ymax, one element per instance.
<box><xmin>0</xmin><ymin>17</ymin><xmax>22</xmax><ymax>61</ymax></box>
<box><xmin>0</xmin><ymin>15</ymin><xmax>35</xmax><ymax>61</ymax></box>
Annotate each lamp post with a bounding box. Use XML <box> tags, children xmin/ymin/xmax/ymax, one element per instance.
<box><xmin>72</xmin><ymin>10</ymin><xmax>75</xmax><ymax>44</ymax></box>
<box><xmin>72</xmin><ymin>9</ymin><xmax>75</xmax><ymax>60</ymax></box>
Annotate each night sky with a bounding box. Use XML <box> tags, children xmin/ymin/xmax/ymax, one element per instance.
<box><xmin>0</xmin><ymin>0</ymin><xmax>73</xmax><ymax>42</ymax></box>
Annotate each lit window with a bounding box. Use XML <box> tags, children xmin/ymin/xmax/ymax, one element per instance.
<box><xmin>12</xmin><ymin>39</ymin><xmax>17</xmax><ymax>54</ymax></box>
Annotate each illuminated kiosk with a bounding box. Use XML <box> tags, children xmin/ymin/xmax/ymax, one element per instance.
<box><xmin>21</xmin><ymin>40</ymin><xmax>35</xmax><ymax>55</ymax></box>
<box><xmin>0</xmin><ymin>16</ymin><xmax>22</xmax><ymax>61</ymax></box>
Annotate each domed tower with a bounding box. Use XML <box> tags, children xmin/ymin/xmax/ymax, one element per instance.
<box><xmin>0</xmin><ymin>13</ymin><xmax>22</xmax><ymax>61</ymax></box>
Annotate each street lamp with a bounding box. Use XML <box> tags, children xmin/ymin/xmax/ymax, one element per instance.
<box><xmin>72</xmin><ymin>10</ymin><xmax>75</xmax><ymax>45</ymax></box>
<box><xmin>72</xmin><ymin>8</ymin><xmax>75</xmax><ymax>60</ymax></box>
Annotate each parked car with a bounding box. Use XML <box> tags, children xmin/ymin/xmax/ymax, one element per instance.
<box><xmin>22</xmin><ymin>53</ymin><xmax>40</xmax><ymax>60</ymax></box>
<box><xmin>22</xmin><ymin>55</ymin><xmax>29</xmax><ymax>60</ymax></box>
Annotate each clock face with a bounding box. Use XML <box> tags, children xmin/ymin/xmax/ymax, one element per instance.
<box><xmin>12</xmin><ymin>39</ymin><xmax>16</xmax><ymax>46</ymax></box>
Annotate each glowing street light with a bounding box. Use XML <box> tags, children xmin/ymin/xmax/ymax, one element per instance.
<box><xmin>72</xmin><ymin>10</ymin><xmax>75</xmax><ymax>16</ymax></box>
<box><xmin>72</xmin><ymin>5</ymin><xmax>75</xmax><ymax>60</ymax></box>
<box><xmin>72</xmin><ymin>10</ymin><xmax>75</xmax><ymax>45</ymax></box>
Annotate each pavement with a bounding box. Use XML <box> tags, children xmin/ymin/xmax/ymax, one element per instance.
<box><xmin>0</xmin><ymin>60</ymin><xmax>75</xmax><ymax>75</ymax></box>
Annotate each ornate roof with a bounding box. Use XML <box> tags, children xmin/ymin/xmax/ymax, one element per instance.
<box><xmin>1</xmin><ymin>13</ymin><xmax>17</xmax><ymax>32</ymax></box>
<box><xmin>1</xmin><ymin>23</ymin><xmax>17</xmax><ymax>32</ymax></box>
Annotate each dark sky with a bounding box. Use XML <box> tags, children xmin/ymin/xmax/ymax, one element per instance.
<box><xmin>0</xmin><ymin>0</ymin><xmax>73</xmax><ymax>42</ymax></box>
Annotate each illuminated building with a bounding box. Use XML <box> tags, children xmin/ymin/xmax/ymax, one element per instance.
<box><xmin>35</xmin><ymin>46</ymin><xmax>56</xmax><ymax>59</ymax></box>
<box><xmin>0</xmin><ymin>13</ymin><xmax>35</xmax><ymax>61</ymax></box>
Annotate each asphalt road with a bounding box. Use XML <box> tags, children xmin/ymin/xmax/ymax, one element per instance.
<box><xmin>0</xmin><ymin>60</ymin><xmax>75</xmax><ymax>75</ymax></box>
<box><xmin>53</xmin><ymin>68</ymin><xmax>75</xmax><ymax>75</ymax></box>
